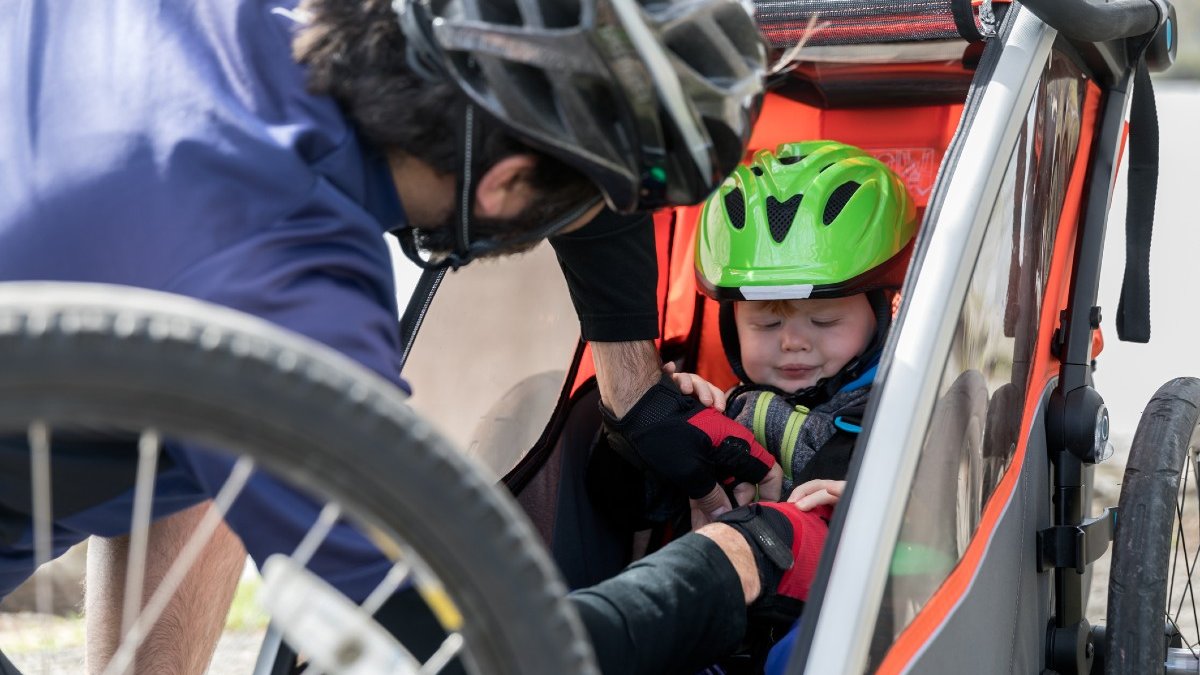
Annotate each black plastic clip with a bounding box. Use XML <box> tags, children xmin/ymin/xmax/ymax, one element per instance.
<box><xmin>1038</xmin><ymin>507</ymin><xmax>1118</xmax><ymax>574</ymax></box>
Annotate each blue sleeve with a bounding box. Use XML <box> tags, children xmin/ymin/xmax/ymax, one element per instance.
<box><xmin>163</xmin><ymin>174</ymin><xmax>408</xmax><ymax>393</ymax></box>
<box><xmin>766</xmin><ymin>620</ymin><xmax>801</xmax><ymax>675</ymax></box>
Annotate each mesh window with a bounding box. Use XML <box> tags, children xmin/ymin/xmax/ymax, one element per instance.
<box><xmin>766</xmin><ymin>194</ymin><xmax>804</xmax><ymax>242</ymax></box>
<box><xmin>823</xmin><ymin>182</ymin><xmax>861</xmax><ymax>225</ymax></box>
<box><xmin>537</xmin><ymin>0</ymin><xmax>581</xmax><ymax>28</ymax></box>
<box><xmin>725</xmin><ymin>189</ymin><xmax>747</xmax><ymax>230</ymax></box>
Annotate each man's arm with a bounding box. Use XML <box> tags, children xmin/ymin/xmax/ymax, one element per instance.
<box><xmin>569</xmin><ymin>501</ymin><xmax>821</xmax><ymax>675</ymax></box>
<box><xmin>568</xmin><ymin>499</ymin><xmax>816</xmax><ymax>672</ymax></box>
<box><xmin>569</xmin><ymin>525</ymin><xmax>754</xmax><ymax>675</ymax></box>
<box><xmin>591</xmin><ymin>340</ymin><xmax>661</xmax><ymax>418</ymax></box>
<box><xmin>552</xmin><ymin>211</ymin><xmax>778</xmax><ymax>523</ymax></box>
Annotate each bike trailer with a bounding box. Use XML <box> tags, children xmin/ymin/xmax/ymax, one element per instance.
<box><xmin>401</xmin><ymin>0</ymin><xmax>1187</xmax><ymax>672</ymax></box>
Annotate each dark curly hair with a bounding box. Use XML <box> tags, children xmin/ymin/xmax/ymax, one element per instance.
<box><xmin>293</xmin><ymin>0</ymin><xmax>596</xmax><ymax>254</ymax></box>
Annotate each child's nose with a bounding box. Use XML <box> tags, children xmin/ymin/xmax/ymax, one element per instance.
<box><xmin>780</xmin><ymin>327</ymin><xmax>810</xmax><ymax>352</ymax></box>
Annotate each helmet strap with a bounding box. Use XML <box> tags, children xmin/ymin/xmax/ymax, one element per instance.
<box><xmin>718</xmin><ymin>302</ymin><xmax>751</xmax><ymax>383</ymax></box>
<box><xmin>394</xmin><ymin>102</ymin><xmax>483</xmax><ymax>271</ymax></box>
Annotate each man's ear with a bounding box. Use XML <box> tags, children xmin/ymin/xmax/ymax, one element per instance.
<box><xmin>475</xmin><ymin>154</ymin><xmax>539</xmax><ymax>219</ymax></box>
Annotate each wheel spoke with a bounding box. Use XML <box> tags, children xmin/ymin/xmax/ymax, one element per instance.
<box><xmin>29</xmin><ymin>421</ymin><xmax>53</xmax><ymax>673</ymax></box>
<box><xmin>101</xmin><ymin>457</ymin><xmax>255</xmax><ymax>675</ymax></box>
<box><xmin>121</xmin><ymin>429</ymin><xmax>162</xmax><ymax>636</ymax></box>
<box><xmin>361</xmin><ymin>561</ymin><xmax>412</xmax><ymax>616</ymax></box>
<box><xmin>421</xmin><ymin>633</ymin><xmax>465</xmax><ymax>675</ymax></box>
<box><xmin>291</xmin><ymin>502</ymin><xmax>342</xmax><ymax>570</ymax></box>
<box><xmin>1189</xmin><ymin>449</ymin><xmax>1200</xmax><ymax>646</ymax></box>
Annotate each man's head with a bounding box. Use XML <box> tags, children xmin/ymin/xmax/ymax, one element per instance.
<box><xmin>295</xmin><ymin>0</ymin><xmax>766</xmax><ymax>262</ymax></box>
<box><xmin>694</xmin><ymin>141</ymin><xmax>918</xmax><ymax>390</ymax></box>
<box><xmin>295</xmin><ymin>0</ymin><xmax>597</xmax><ymax>259</ymax></box>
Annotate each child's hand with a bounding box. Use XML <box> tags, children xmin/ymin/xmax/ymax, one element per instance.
<box><xmin>662</xmin><ymin>362</ymin><xmax>727</xmax><ymax>412</ymax></box>
<box><xmin>691</xmin><ymin>460</ymin><xmax>785</xmax><ymax>530</ymax></box>
<box><xmin>728</xmin><ymin>462</ymin><xmax>783</xmax><ymax>505</ymax></box>
<box><xmin>788</xmin><ymin>479</ymin><xmax>846</xmax><ymax>511</ymax></box>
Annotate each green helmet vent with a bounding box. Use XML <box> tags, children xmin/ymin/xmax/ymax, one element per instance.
<box><xmin>778</xmin><ymin>154</ymin><xmax>805</xmax><ymax>165</ymax></box>
<box><xmin>823</xmin><ymin>182</ymin><xmax>861</xmax><ymax>225</ymax></box>
<box><xmin>766</xmin><ymin>194</ymin><xmax>803</xmax><ymax>242</ymax></box>
<box><xmin>724</xmin><ymin>189</ymin><xmax>747</xmax><ymax>230</ymax></box>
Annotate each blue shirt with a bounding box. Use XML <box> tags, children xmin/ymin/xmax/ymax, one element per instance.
<box><xmin>0</xmin><ymin>0</ymin><xmax>411</xmax><ymax>602</ymax></box>
<box><xmin>0</xmin><ymin>0</ymin><xmax>407</xmax><ymax>390</ymax></box>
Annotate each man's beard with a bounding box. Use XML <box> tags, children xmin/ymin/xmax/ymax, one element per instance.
<box><xmin>412</xmin><ymin>211</ymin><xmax>541</xmax><ymax>260</ymax></box>
<box><xmin>411</xmin><ymin>196</ymin><xmax>593</xmax><ymax>260</ymax></box>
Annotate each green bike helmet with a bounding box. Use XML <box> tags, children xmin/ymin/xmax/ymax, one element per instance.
<box><xmin>695</xmin><ymin>140</ymin><xmax>918</xmax><ymax>397</ymax></box>
<box><xmin>695</xmin><ymin>140</ymin><xmax>916</xmax><ymax>301</ymax></box>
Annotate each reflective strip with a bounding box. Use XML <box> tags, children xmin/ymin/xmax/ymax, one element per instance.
<box><xmin>751</xmin><ymin>391</ymin><xmax>776</xmax><ymax>450</ymax></box>
<box><xmin>780</xmin><ymin>404</ymin><xmax>809</xmax><ymax>481</ymax></box>
<box><xmin>741</xmin><ymin>284</ymin><xmax>814</xmax><ymax>300</ymax></box>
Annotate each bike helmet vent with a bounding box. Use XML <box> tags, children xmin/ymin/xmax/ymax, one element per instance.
<box><xmin>766</xmin><ymin>194</ymin><xmax>803</xmax><ymax>243</ymax></box>
<box><xmin>399</xmin><ymin>0</ymin><xmax>768</xmax><ymax>213</ymax></box>
<box><xmin>823</xmin><ymin>182</ymin><xmax>862</xmax><ymax>226</ymax></box>
<box><xmin>725</xmin><ymin>188</ymin><xmax>747</xmax><ymax>230</ymax></box>
<box><xmin>696</xmin><ymin>140</ymin><xmax>917</xmax><ymax>301</ymax></box>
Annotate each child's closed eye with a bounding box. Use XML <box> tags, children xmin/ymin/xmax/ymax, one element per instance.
<box><xmin>810</xmin><ymin>317</ymin><xmax>841</xmax><ymax>328</ymax></box>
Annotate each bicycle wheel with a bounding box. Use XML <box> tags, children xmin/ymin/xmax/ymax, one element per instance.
<box><xmin>1105</xmin><ymin>377</ymin><xmax>1200</xmax><ymax>675</ymax></box>
<box><xmin>0</xmin><ymin>282</ymin><xmax>596</xmax><ymax>675</ymax></box>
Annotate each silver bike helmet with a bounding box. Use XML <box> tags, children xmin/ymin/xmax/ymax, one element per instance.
<box><xmin>396</xmin><ymin>0</ymin><xmax>768</xmax><ymax>213</ymax></box>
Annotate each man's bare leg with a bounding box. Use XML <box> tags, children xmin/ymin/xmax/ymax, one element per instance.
<box><xmin>85</xmin><ymin>501</ymin><xmax>246</xmax><ymax>674</ymax></box>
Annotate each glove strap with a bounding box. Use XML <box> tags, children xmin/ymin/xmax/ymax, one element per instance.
<box><xmin>716</xmin><ymin>504</ymin><xmax>794</xmax><ymax>598</ymax></box>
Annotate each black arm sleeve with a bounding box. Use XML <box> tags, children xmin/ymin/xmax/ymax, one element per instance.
<box><xmin>549</xmin><ymin>209</ymin><xmax>659</xmax><ymax>343</ymax></box>
<box><xmin>569</xmin><ymin>533</ymin><xmax>747</xmax><ymax>675</ymax></box>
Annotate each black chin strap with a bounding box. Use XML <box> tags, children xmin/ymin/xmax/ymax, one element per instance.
<box><xmin>396</xmin><ymin>102</ymin><xmax>484</xmax><ymax>272</ymax></box>
<box><xmin>393</xmin><ymin>102</ymin><xmax>482</xmax><ymax>368</ymax></box>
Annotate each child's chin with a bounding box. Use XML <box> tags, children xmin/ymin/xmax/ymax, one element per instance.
<box><xmin>774</xmin><ymin>378</ymin><xmax>818</xmax><ymax>393</ymax></box>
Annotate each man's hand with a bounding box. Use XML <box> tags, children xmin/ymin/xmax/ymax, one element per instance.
<box><xmin>602</xmin><ymin>376</ymin><xmax>781</xmax><ymax>527</ymax></box>
<box><xmin>658</xmin><ymin>363</ymin><xmax>782</xmax><ymax>528</ymax></box>
<box><xmin>715</xmin><ymin>502</ymin><xmax>832</xmax><ymax>622</ymax></box>
<box><xmin>788</xmin><ymin>479</ymin><xmax>846</xmax><ymax>511</ymax></box>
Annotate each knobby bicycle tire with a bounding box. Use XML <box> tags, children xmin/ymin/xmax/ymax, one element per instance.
<box><xmin>0</xmin><ymin>282</ymin><xmax>598</xmax><ymax>675</ymax></box>
<box><xmin>1106</xmin><ymin>377</ymin><xmax>1200</xmax><ymax>675</ymax></box>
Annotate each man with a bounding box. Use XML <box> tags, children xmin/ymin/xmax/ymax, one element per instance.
<box><xmin>0</xmin><ymin>0</ymin><xmax>794</xmax><ymax>671</ymax></box>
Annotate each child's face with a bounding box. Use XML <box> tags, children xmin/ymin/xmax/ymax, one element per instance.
<box><xmin>735</xmin><ymin>295</ymin><xmax>876</xmax><ymax>393</ymax></box>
